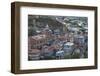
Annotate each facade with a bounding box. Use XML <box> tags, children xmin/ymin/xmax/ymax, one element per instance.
<box><xmin>28</xmin><ymin>35</ymin><xmax>54</xmax><ymax>49</ymax></box>
<box><xmin>28</xmin><ymin>49</ymin><xmax>41</xmax><ymax>60</ymax></box>
<box><xmin>29</xmin><ymin>34</ymin><xmax>48</xmax><ymax>49</ymax></box>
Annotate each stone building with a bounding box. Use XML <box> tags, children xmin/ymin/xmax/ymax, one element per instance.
<box><xmin>28</xmin><ymin>49</ymin><xmax>41</xmax><ymax>60</ymax></box>
<box><xmin>29</xmin><ymin>34</ymin><xmax>48</xmax><ymax>49</ymax></box>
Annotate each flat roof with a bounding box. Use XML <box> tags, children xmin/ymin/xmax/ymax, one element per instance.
<box><xmin>32</xmin><ymin>34</ymin><xmax>46</xmax><ymax>40</ymax></box>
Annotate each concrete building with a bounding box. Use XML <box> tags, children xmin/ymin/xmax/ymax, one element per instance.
<box><xmin>28</xmin><ymin>49</ymin><xmax>41</xmax><ymax>60</ymax></box>
<box><xmin>29</xmin><ymin>34</ymin><xmax>48</xmax><ymax>49</ymax></box>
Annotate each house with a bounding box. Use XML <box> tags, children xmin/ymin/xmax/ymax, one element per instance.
<box><xmin>28</xmin><ymin>34</ymin><xmax>48</xmax><ymax>49</ymax></box>
<box><xmin>28</xmin><ymin>49</ymin><xmax>41</xmax><ymax>60</ymax></box>
<box><xmin>41</xmin><ymin>44</ymin><xmax>60</xmax><ymax>59</ymax></box>
<box><xmin>63</xmin><ymin>42</ymin><xmax>74</xmax><ymax>55</ymax></box>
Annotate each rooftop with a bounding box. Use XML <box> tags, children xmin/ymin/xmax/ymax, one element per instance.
<box><xmin>32</xmin><ymin>34</ymin><xmax>46</xmax><ymax>40</ymax></box>
<box><xmin>29</xmin><ymin>49</ymin><xmax>40</xmax><ymax>53</ymax></box>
